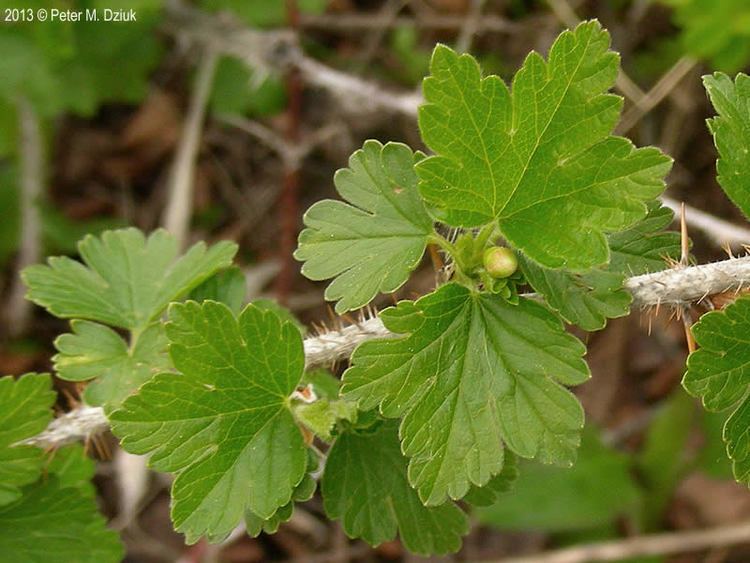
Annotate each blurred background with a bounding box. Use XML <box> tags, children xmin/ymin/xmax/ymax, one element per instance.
<box><xmin>2</xmin><ymin>0</ymin><xmax>750</xmax><ymax>561</ymax></box>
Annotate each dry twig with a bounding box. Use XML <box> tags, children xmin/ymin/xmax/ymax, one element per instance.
<box><xmin>491</xmin><ymin>520</ymin><xmax>750</xmax><ymax>563</ymax></box>
<box><xmin>661</xmin><ymin>196</ymin><xmax>750</xmax><ymax>249</ymax></box>
<box><xmin>161</xmin><ymin>48</ymin><xmax>219</xmax><ymax>247</ymax></box>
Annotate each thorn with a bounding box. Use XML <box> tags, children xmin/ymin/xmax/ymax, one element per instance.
<box><xmin>325</xmin><ymin>303</ymin><xmax>338</xmax><ymax>327</ymax></box>
<box><xmin>300</xmin><ymin>425</ymin><xmax>314</xmax><ymax>446</ymax></box>
<box><xmin>92</xmin><ymin>434</ymin><xmax>111</xmax><ymax>461</ymax></box>
<box><xmin>428</xmin><ymin>243</ymin><xmax>444</xmax><ymax>273</ymax></box>
<box><xmin>682</xmin><ymin>307</ymin><xmax>696</xmax><ymax>353</ymax></box>
<box><xmin>680</xmin><ymin>202</ymin><xmax>689</xmax><ymax>267</ymax></box>
<box><xmin>723</xmin><ymin>241</ymin><xmax>734</xmax><ymax>258</ymax></box>
<box><xmin>61</xmin><ymin>387</ymin><xmax>80</xmax><ymax>410</ymax></box>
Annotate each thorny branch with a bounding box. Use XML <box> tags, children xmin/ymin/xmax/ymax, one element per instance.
<box><xmin>23</xmin><ymin>254</ymin><xmax>750</xmax><ymax>448</ymax></box>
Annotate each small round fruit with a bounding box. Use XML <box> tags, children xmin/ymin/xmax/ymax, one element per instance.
<box><xmin>483</xmin><ymin>246</ymin><xmax>518</xmax><ymax>279</ymax></box>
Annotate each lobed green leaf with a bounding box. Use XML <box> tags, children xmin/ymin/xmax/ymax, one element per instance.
<box><xmin>342</xmin><ymin>283</ymin><xmax>589</xmax><ymax>505</ymax></box>
<box><xmin>296</xmin><ymin>140</ymin><xmax>433</xmax><ymax>313</ymax></box>
<box><xmin>23</xmin><ymin>228</ymin><xmax>237</xmax><ymax>408</ymax></box>
<box><xmin>684</xmin><ymin>297</ymin><xmax>750</xmax><ymax>483</ymax></box>
<box><xmin>0</xmin><ymin>478</ymin><xmax>123</xmax><ymax>563</ymax></box>
<box><xmin>322</xmin><ymin>420</ymin><xmax>468</xmax><ymax>555</ymax></box>
<box><xmin>417</xmin><ymin>21</ymin><xmax>670</xmax><ymax>269</ymax></box>
<box><xmin>521</xmin><ymin>203</ymin><xmax>679</xmax><ymax>331</ymax></box>
<box><xmin>0</xmin><ymin>374</ymin><xmax>55</xmax><ymax>506</ymax></box>
<box><xmin>110</xmin><ymin>301</ymin><xmax>308</xmax><ymax>543</ymax></box>
<box><xmin>704</xmin><ymin>72</ymin><xmax>750</xmax><ymax>220</ymax></box>
<box><xmin>23</xmin><ymin>228</ymin><xmax>237</xmax><ymax>330</ymax></box>
<box><xmin>53</xmin><ymin>321</ymin><xmax>169</xmax><ymax>409</ymax></box>
<box><xmin>477</xmin><ymin>428</ymin><xmax>641</xmax><ymax>531</ymax></box>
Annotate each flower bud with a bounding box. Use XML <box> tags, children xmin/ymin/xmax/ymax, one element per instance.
<box><xmin>483</xmin><ymin>246</ymin><xmax>518</xmax><ymax>279</ymax></box>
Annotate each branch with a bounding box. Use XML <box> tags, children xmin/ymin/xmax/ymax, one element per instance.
<box><xmin>662</xmin><ymin>196</ymin><xmax>750</xmax><ymax>249</ymax></box>
<box><xmin>161</xmin><ymin>48</ymin><xmax>219</xmax><ymax>247</ymax></box>
<box><xmin>626</xmin><ymin>255</ymin><xmax>750</xmax><ymax>307</ymax></box>
<box><xmin>493</xmin><ymin>520</ymin><xmax>750</xmax><ymax>563</ymax></box>
<box><xmin>163</xmin><ymin>1</ymin><xmax>421</xmax><ymax>117</ymax></box>
<box><xmin>22</xmin><ymin>316</ymin><xmax>391</xmax><ymax>448</ymax></box>
<box><xmin>295</xmin><ymin>56</ymin><xmax>421</xmax><ymax>117</ymax></box>
<box><xmin>23</xmin><ymin>406</ymin><xmax>109</xmax><ymax>449</ymax></box>
<box><xmin>23</xmin><ymin>255</ymin><xmax>750</xmax><ymax>448</ymax></box>
<box><xmin>297</xmin><ymin>12</ymin><xmax>517</xmax><ymax>33</ymax></box>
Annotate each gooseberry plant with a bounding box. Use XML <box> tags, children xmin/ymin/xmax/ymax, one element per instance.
<box><xmin>16</xmin><ymin>19</ymin><xmax>750</xmax><ymax>559</ymax></box>
<box><xmin>683</xmin><ymin>72</ymin><xmax>750</xmax><ymax>485</ymax></box>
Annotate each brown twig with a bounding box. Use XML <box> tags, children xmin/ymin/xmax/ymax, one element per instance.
<box><xmin>298</xmin><ymin>12</ymin><xmax>517</xmax><ymax>33</ymax></box>
<box><xmin>617</xmin><ymin>56</ymin><xmax>699</xmax><ymax>134</ymax></box>
<box><xmin>489</xmin><ymin>521</ymin><xmax>750</xmax><ymax>563</ymax></box>
<box><xmin>455</xmin><ymin>0</ymin><xmax>486</xmax><ymax>53</ymax></box>
<box><xmin>275</xmin><ymin>0</ymin><xmax>304</xmax><ymax>305</ymax></box>
<box><xmin>661</xmin><ymin>196</ymin><xmax>750</xmax><ymax>249</ymax></box>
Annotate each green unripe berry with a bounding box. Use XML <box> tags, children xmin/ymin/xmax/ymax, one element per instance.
<box><xmin>483</xmin><ymin>246</ymin><xmax>518</xmax><ymax>279</ymax></box>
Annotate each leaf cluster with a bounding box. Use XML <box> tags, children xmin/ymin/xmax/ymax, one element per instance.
<box><xmin>682</xmin><ymin>72</ymin><xmax>750</xmax><ymax>487</ymax></box>
<box><xmin>0</xmin><ymin>373</ymin><xmax>122</xmax><ymax>562</ymax></box>
<box><xmin>13</xmin><ymin>20</ymin><xmax>687</xmax><ymax>558</ymax></box>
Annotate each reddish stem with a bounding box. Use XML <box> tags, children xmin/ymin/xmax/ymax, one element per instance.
<box><xmin>275</xmin><ymin>0</ymin><xmax>302</xmax><ymax>304</ymax></box>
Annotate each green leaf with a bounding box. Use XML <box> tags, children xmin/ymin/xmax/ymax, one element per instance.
<box><xmin>301</xmin><ymin>368</ymin><xmax>342</xmax><ymax>400</ymax></box>
<box><xmin>342</xmin><ymin>283</ymin><xmax>589</xmax><ymax>505</ymax></box>
<box><xmin>110</xmin><ymin>301</ymin><xmax>308</xmax><ymax>543</ymax></box>
<box><xmin>0</xmin><ymin>31</ymin><xmax>64</xmax><ymax>117</ymax></box>
<box><xmin>697</xmin><ymin>410</ymin><xmax>734</xmax><ymax>479</ymax></box>
<box><xmin>23</xmin><ymin>228</ymin><xmax>237</xmax><ymax>331</ymax></box>
<box><xmin>463</xmin><ymin>451</ymin><xmax>519</xmax><ymax>507</ymax></box>
<box><xmin>477</xmin><ymin>428</ymin><xmax>641</xmax><ymax>531</ymax></box>
<box><xmin>322</xmin><ymin>420</ymin><xmax>468</xmax><ymax>555</ymax></box>
<box><xmin>53</xmin><ymin>320</ymin><xmax>169</xmax><ymax>408</ymax></box>
<box><xmin>296</xmin><ymin>140</ymin><xmax>433</xmax><ymax>313</ymax></box>
<box><xmin>46</xmin><ymin>444</ymin><xmax>96</xmax><ymax>494</ymax></box>
<box><xmin>520</xmin><ymin>203</ymin><xmax>679</xmax><ymax>331</ymax></box>
<box><xmin>293</xmin><ymin>398</ymin><xmax>358</xmax><ymax>441</ymax></box>
<box><xmin>704</xmin><ymin>72</ymin><xmax>750</xmax><ymax>219</ymax></box>
<box><xmin>188</xmin><ymin>266</ymin><xmax>247</xmax><ymax>314</ymax></box>
<box><xmin>637</xmin><ymin>390</ymin><xmax>695</xmax><ymax>529</ymax></box>
<box><xmin>245</xmin><ymin>502</ymin><xmax>294</xmax><ymax>537</ymax></box>
<box><xmin>520</xmin><ymin>258</ymin><xmax>629</xmax><ymax>331</ymax></box>
<box><xmin>210</xmin><ymin>56</ymin><xmax>286</xmax><ymax>117</ymax></box>
<box><xmin>0</xmin><ymin>478</ymin><xmax>123</xmax><ymax>563</ymax></box>
<box><xmin>251</xmin><ymin>298</ymin><xmax>306</xmax><ymax>335</ymax></box>
<box><xmin>660</xmin><ymin>0</ymin><xmax>750</xmax><ymax>72</ymax></box>
<box><xmin>683</xmin><ymin>296</ymin><xmax>750</xmax><ymax>483</ymax></box>
<box><xmin>67</xmin><ymin>14</ymin><xmax>163</xmax><ymax>111</ymax></box>
<box><xmin>0</xmin><ymin>374</ymin><xmax>55</xmax><ymax>506</ymax></box>
<box><xmin>39</xmin><ymin>204</ymin><xmax>127</xmax><ymax>256</ymax></box>
<box><xmin>608</xmin><ymin>202</ymin><xmax>680</xmax><ymax>275</ymax></box>
<box><xmin>245</xmin><ymin>451</ymin><xmax>318</xmax><ymax>537</ymax></box>
<box><xmin>417</xmin><ymin>22</ymin><xmax>670</xmax><ymax>269</ymax></box>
